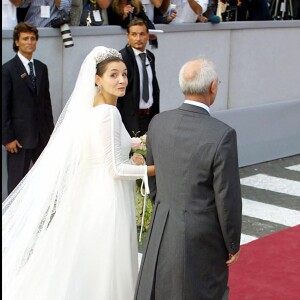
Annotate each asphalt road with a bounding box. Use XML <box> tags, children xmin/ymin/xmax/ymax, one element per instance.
<box><xmin>239</xmin><ymin>154</ymin><xmax>300</xmax><ymax>244</ymax></box>
<box><xmin>139</xmin><ymin>154</ymin><xmax>300</xmax><ymax>253</ymax></box>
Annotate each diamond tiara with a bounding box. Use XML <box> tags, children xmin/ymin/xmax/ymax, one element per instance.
<box><xmin>94</xmin><ymin>48</ymin><xmax>122</xmax><ymax>64</ymax></box>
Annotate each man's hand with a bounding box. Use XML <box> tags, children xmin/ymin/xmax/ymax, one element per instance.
<box><xmin>122</xmin><ymin>4</ymin><xmax>135</xmax><ymax>19</ymax></box>
<box><xmin>167</xmin><ymin>12</ymin><xmax>177</xmax><ymax>22</ymax></box>
<box><xmin>226</xmin><ymin>250</ymin><xmax>240</xmax><ymax>266</ymax></box>
<box><xmin>5</xmin><ymin>140</ymin><xmax>22</xmax><ymax>154</ymax></box>
<box><xmin>197</xmin><ymin>15</ymin><xmax>208</xmax><ymax>22</ymax></box>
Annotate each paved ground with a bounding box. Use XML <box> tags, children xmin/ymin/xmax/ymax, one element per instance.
<box><xmin>239</xmin><ymin>154</ymin><xmax>300</xmax><ymax>244</ymax></box>
<box><xmin>139</xmin><ymin>154</ymin><xmax>300</xmax><ymax>254</ymax></box>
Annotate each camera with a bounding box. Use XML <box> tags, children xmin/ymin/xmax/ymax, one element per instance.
<box><xmin>51</xmin><ymin>10</ymin><xmax>74</xmax><ymax>48</ymax></box>
<box><xmin>169</xmin><ymin>4</ymin><xmax>176</xmax><ymax>15</ymax></box>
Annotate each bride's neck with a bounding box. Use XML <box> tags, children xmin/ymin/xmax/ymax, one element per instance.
<box><xmin>94</xmin><ymin>92</ymin><xmax>118</xmax><ymax>107</ymax></box>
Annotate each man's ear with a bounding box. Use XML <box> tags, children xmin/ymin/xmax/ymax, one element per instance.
<box><xmin>211</xmin><ymin>80</ymin><xmax>218</xmax><ymax>95</ymax></box>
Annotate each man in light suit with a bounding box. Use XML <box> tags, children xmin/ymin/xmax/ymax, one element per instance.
<box><xmin>117</xmin><ymin>18</ymin><xmax>160</xmax><ymax>137</ymax></box>
<box><xmin>135</xmin><ymin>57</ymin><xmax>242</xmax><ymax>300</ymax></box>
<box><xmin>2</xmin><ymin>22</ymin><xmax>54</xmax><ymax>195</ymax></box>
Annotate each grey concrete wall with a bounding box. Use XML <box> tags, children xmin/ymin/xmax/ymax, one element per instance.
<box><xmin>2</xmin><ymin>21</ymin><xmax>300</xmax><ymax>199</ymax></box>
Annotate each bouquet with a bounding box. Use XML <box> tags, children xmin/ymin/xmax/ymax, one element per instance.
<box><xmin>130</xmin><ymin>134</ymin><xmax>154</xmax><ymax>244</ymax></box>
<box><xmin>130</xmin><ymin>135</ymin><xmax>147</xmax><ymax>165</ymax></box>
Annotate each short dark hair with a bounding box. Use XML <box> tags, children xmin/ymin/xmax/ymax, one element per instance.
<box><xmin>13</xmin><ymin>22</ymin><xmax>39</xmax><ymax>52</ymax></box>
<box><xmin>127</xmin><ymin>18</ymin><xmax>149</xmax><ymax>34</ymax></box>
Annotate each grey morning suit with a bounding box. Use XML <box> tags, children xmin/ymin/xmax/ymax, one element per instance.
<box><xmin>135</xmin><ymin>103</ymin><xmax>242</xmax><ymax>300</ymax></box>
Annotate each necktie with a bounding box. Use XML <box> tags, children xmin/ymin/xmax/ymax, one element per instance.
<box><xmin>28</xmin><ymin>61</ymin><xmax>36</xmax><ymax>92</ymax></box>
<box><xmin>139</xmin><ymin>53</ymin><xmax>149</xmax><ymax>103</ymax></box>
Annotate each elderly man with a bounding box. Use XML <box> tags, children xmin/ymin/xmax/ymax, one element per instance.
<box><xmin>135</xmin><ymin>57</ymin><xmax>242</xmax><ymax>300</ymax></box>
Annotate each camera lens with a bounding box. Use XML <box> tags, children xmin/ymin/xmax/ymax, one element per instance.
<box><xmin>60</xmin><ymin>24</ymin><xmax>74</xmax><ymax>48</ymax></box>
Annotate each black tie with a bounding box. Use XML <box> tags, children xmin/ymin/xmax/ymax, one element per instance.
<box><xmin>28</xmin><ymin>61</ymin><xmax>36</xmax><ymax>92</ymax></box>
<box><xmin>139</xmin><ymin>53</ymin><xmax>149</xmax><ymax>103</ymax></box>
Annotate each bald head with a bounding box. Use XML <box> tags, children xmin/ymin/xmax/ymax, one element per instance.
<box><xmin>179</xmin><ymin>58</ymin><xmax>218</xmax><ymax>97</ymax></box>
<box><xmin>180</xmin><ymin>60</ymin><xmax>203</xmax><ymax>82</ymax></box>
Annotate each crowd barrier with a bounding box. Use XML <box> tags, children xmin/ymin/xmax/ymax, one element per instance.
<box><xmin>2</xmin><ymin>21</ymin><xmax>300</xmax><ymax>199</ymax></box>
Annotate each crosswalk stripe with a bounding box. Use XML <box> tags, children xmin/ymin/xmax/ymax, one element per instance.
<box><xmin>286</xmin><ymin>164</ymin><xmax>300</xmax><ymax>172</ymax></box>
<box><xmin>240</xmin><ymin>174</ymin><xmax>300</xmax><ymax>197</ymax></box>
<box><xmin>240</xmin><ymin>233</ymin><xmax>257</xmax><ymax>245</ymax></box>
<box><xmin>242</xmin><ymin>198</ymin><xmax>300</xmax><ymax>227</ymax></box>
<box><xmin>139</xmin><ymin>162</ymin><xmax>300</xmax><ymax>260</ymax></box>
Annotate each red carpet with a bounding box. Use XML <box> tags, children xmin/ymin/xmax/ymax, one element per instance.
<box><xmin>229</xmin><ymin>225</ymin><xmax>300</xmax><ymax>300</ymax></box>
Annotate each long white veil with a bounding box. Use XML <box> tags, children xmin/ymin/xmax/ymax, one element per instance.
<box><xmin>2</xmin><ymin>46</ymin><xmax>122</xmax><ymax>292</ymax></box>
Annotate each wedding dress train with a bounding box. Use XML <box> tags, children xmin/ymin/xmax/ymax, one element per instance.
<box><xmin>3</xmin><ymin>104</ymin><xmax>145</xmax><ymax>300</ymax></box>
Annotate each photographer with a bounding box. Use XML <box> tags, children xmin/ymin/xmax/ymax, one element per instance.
<box><xmin>24</xmin><ymin>0</ymin><xmax>72</xmax><ymax>27</ymax></box>
<box><xmin>79</xmin><ymin>0</ymin><xmax>111</xmax><ymax>26</ymax></box>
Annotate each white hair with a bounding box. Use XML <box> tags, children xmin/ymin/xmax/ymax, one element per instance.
<box><xmin>179</xmin><ymin>57</ymin><xmax>218</xmax><ymax>96</ymax></box>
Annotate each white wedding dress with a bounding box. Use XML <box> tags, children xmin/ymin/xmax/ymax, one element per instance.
<box><xmin>3</xmin><ymin>104</ymin><xmax>146</xmax><ymax>300</ymax></box>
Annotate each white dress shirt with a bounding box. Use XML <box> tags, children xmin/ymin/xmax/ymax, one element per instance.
<box><xmin>18</xmin><ymin>52</ymin><xmax>35</xmax><ymax>76</ymax></box>
<box><xmin>2</xmin><ymin>0</ymin><xmax>17</xmax><ymax>29</ymax></box>
<box><xmin>132</xmin><ymin>47</ymin><xmax>154</xmax><ymax>109</ymax></box>
<box><xmin>141</xmin><ymin>0</ymin><xmax>154</xmax><ymax>22</ymax></box>
<box><xmin>171</xmin><ymin>0</ymin><xmax>209</xmax><ymax>23</ymax></box>
<box><xmin>184</xmin><ymin>99</ymin><xmax>210</xmax><ymax>113</ymax></box>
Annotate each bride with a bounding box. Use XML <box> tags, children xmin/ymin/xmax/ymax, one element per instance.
<box><xmin>2</xmin><ymin>46</ymin><xmax>155</xmax><ymax>300</ymax></box>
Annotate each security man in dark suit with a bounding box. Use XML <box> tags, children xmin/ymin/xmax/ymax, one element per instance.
<box><xmin>2</xmin><ymin>22</ymin><xmax>54</xmax><ymax>195</ymax></box>
<box><xmin>117</xmin><ymin>18</ymin><xmax>160</xmax><ymax>137</ymax></box>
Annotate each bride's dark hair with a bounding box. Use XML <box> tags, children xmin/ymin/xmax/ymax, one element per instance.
<box><xmin>96</xmin><ymin>56</ymin><xmax>124</xmax><ymax>76</ymax></box>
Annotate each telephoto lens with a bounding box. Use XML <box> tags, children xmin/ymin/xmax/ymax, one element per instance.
<box><xmin>60</xmin><ymin>24</ymin><xmax>74</xmax><ymax>48</ymax></box>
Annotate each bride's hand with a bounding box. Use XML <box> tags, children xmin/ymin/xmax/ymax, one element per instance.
<box><xmin>131</xmin><ymin>153</ymin><xmax>145</xmax><ymax>165</ymax></box>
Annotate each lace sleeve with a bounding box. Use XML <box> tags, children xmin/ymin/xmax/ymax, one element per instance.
<box><xmin>99</xmin><ymin>105</ymin><xmax>147</xmax><ymax>180</ymax></box>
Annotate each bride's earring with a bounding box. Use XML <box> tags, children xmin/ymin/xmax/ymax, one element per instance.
<box><xmin>97</xmin><ymin>84</ymin><xmax>102</xmax><ymax>94</ymax></box>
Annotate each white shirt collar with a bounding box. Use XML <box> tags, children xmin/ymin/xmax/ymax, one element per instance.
<box><xmin>131</xmin><ymin>47</ymin><xmax>147</xmax><ymax>58</ymax></box>
<box><xmin>18</xmin><ymin>51</ymin><xmax>33</xmax><ymax>65</ymax></box>
<box><xmin>184</xmin><ymin>99</ymin><xmax>210</xmax><ymax>113</ymax></box>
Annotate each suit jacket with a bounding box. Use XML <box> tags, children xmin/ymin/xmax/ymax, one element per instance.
<box><xmin>135</xmin><ymin>103</ymin><xmax>242</xmax><ymax>300</ymax></box>
<box><xmin>117</xmin><ymin>45</ymin><xmax>160</xmax><ymax>136</ymax></box>
<box><xmin>2</xmin><ymin>55</ymin><xmax>54</xmax><ymax>148</ymax></box>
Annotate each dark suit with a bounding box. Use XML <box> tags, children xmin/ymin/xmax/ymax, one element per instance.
<box><xmin>135</xmin><ymin>103</ymin><xmax>242</xmax><ymax>300</ymax></box>
<box><xmin>117</xmin><ymin>45</ymin><xmax>159</xmax><ymax>137</ymax></box>
<box><xmin>2</xmin><ymin>55</ymin><xmax>54</xmax><ymax>194</ymax></box>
